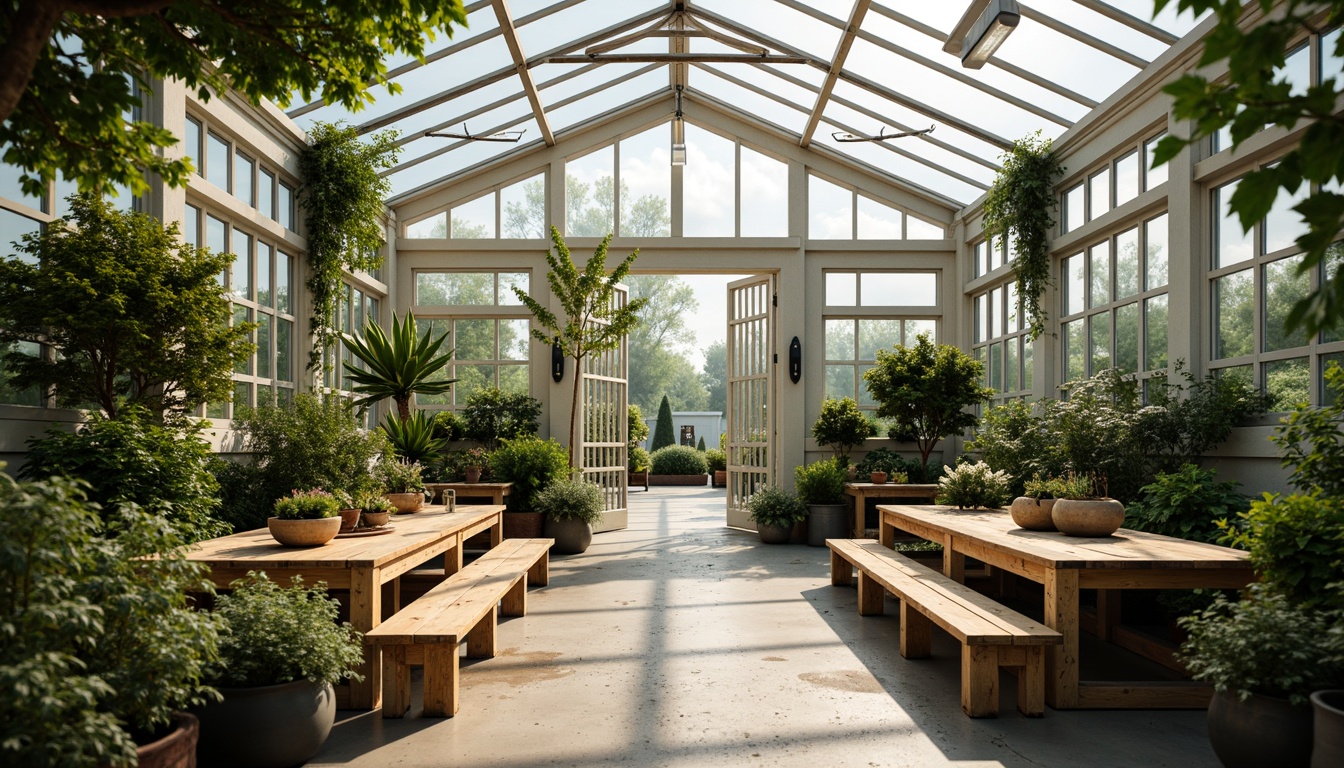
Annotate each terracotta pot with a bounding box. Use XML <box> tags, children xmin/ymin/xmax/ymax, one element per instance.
<box><xmin>713</xmin><ymin>470</ymin><xmax>727</xmax><ymax>487</ymax></box>
<box><xmin>1208</xmin><ymin>689</ymin><xmax>1313</xmax><ymax>768</ymax></box>
<box><xmin>385</xmin><ymin>491</ymin><xmax>423</xmax><ymax>513</ymax></box>
<box><xmin>757</xmin><ymin>521</ymin><xmax>793</xmax><ymax>544</ymax></box>
<box><xmin>128</xmin><ymin>711</ymin><xmax>198</xmax><ymax>768</ymax></box>
<box><xmin>504</xmin><ymin>511</ymin><xmax>544</xmax><ymax>539</ymax></box>
<box><xmin>1009</xmin><ymin>496</ymin><xmax>1057</xmax><ymax>531</ymax></box>
<box><xmin>544</xmin><ymin>517</ymin><xmax>593</xmax><ymax>554</ymax></box>
<box><xmin>1313</xmin><ymin>690</ymin><xmax>1344</xmax><ymax>768</ymax></box>
<box><xmin>194</xmin><ymin>679</ymin><xmax>335</xmax><ymax>768</ymax></box>
<box><xmin>464</xmin><ymin>466</ymin><xmax>483</xmax><ymax>484</ymax></box>
<box><xmin>870</xmin><ymin>471</ymin><xmax>888</xmax><ymax>484</ymax></box>
<box><xmin>338</xmin><ymin>507</ymin><xmax>361</xmax><ymax>531</ymax></box>
<box><xmin>360</xmin><ymin>510</ymin><xmax>391</xmax><ymax>528</ymax></box>
<box><xmin>1051</xmin><ymin>498</ymin><xmax>1125</xmax><ymax>537</ymax></box>
<box><xmin>847</xmin><ymin>465</ymin><xmax>857</xmax><ymax>481</ymax></box>
<box><xmin>267</xmin><ymin>516</ymin><xmax>341</xmax><ymax>547</ymax></box>
<box><xmin>648</xmin><ymin>474</ymin><xmax>710</xmax><ymax>486</ymax></box>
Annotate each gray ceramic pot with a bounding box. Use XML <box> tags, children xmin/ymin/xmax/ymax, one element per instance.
<box><xmin>545</xmin><ymin>517</ymin><xmax>593</xmax><ymax>554</ymax></box>
<box><xmin>806</xmin><ymin>503</ymin><xmax>850</xmax><ymax>547</ymax></box>
<box><xmin>757</xmin><ymin>521</ymin><xmax>793</xmax><ymax>544</ymax></box>
<box><xmin>1207</xmin><ymin>689</ymin><xmax>1312</xmax><ymax>768</ymax></box>
<box><xmin>194</xmin><ymin>678</ymin><xmax>335</xmax><ymax>768</ymax></box>
<box><xmin>1312</xmin><ymin>690</ymin><xmax>1344</xmax><ymax>768</ymax></box>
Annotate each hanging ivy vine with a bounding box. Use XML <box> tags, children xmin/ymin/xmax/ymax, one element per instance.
<box><xmin>981</xmin><ymin>131</ymin><xmax>1064</xmax><ymax>340</ymax></box>
<box><xmin>297</xmin><ymin>122</ymin><xmax>401</xmax><ymax>371</ymax></box>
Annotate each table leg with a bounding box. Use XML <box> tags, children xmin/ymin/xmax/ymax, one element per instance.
<box><xmin>853</xmin><ymin>493</ymin><xmax>864</xmax><ymax>538</ymax></box>
<box><xmin>489</xmin><ymin>513</ymin><xmax>503</xmax><ymax>548</ymax></box>
<box><xmin>879</xmin><ymin>515</ymin><xmax>895</xmax><ymax>549</ymax></box>
<box><xmin>446</xmin><ymin>536</ymin><xmax>464</xmax><ymax>575</ymax></box>
<box><xmin>942</xmin><ymin>535</ymin><xmax>965</xmax><ymax>583</ymax></box>
<box><xmin>1096</xmin><ymin>589</ymin><xmax>1121</xmax><ymax>642</ymax></box>
<box><xmin>1043</xmin><ymin>568</ymin><xmax>1080</xmax><ymax>709</ymax></box>
<box><xmin>349</xmin><ymin>565</ymin><xmax>382</xmax><ymax>710</ymax></box>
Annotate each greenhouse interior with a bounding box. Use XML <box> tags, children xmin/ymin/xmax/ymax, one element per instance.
<box><xmin>2</xmin><ymin>1</ymin><xmax>1343</xmax><ymax>766</ymax></box>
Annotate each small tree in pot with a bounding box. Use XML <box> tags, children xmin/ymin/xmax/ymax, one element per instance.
<box><xmin>535</xmin><ymin>478</ymin><xmax>605</xmax><ymax>554</ymax></box>
<box><xmin>746</xmin><ymin>486</ymin><xmax>806</xmax><ymax>544</ymax></box>
<box><xmin>794</xmin><ymin>460</ymin><xmax>849</xmax><ymax>547</ymax></box>
<box><xmin>490</xmin><ymin>437</ymin><xmax>572</xmax><ymax>538</ymax></box>
<box><xmin>812</xmin><ymin>397</ymin><xmax>875</xmax><ymax>469</ymax></box>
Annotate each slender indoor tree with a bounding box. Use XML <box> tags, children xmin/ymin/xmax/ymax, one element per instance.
<box><xmin>514</xmin><ymin>227</ymin><xmax>647</xmax><ymax>469</ymax></box>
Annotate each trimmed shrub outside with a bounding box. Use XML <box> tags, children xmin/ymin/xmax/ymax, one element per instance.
<box><xmin>649</xmin><ymin>445</ymin><xmax>709</xmax><ymax>485</ymax></box>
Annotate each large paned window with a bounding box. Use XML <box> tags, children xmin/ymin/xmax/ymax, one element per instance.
<box><xmin>809</xmin><ymin>174</ymin><xmax>944</xmax><ymax>240</ymax></box>
<box><xmin>1061</xmin><ymin>131</ymin><xmax>1167</xmax><ymax>235</ymax></box>
<box><xmin>1059</xmin><ymin>212</ymin><xmax>1170</xmax><ymax>386</ymax></box>
<box><xmin>327</xmin><ymin>282</ymin><xmax>381</xmax><ymax>427</ymax></box>
<box><xmin>187</xmin><ymin>114</ymin><xmax>296</xmax><ymax>232</ymax></box>
<box><xmin>823</xmin><ymin>269</ymin><xmax>939</xmax><ymax>410</ymax></box>
<box><xmin>972</xmin><ymin>280</ymin><xmax>1033</xmax><ymax>401</ymax></box>
<box><xmin>405</xmin><ymin>171</ymin><xmax>546</xmax><ymax>239</ymax></box>
<box><xmin>0</xmin><ymin>203</ymin><xmax>44</xmax><ymax>406</ymax></box>
<box><xmin>412</xmin><ymin>271</ymin><xmax>532</xmax><ymax>410</ymax></box>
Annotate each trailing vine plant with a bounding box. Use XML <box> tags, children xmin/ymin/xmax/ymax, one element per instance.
<box><xmin>981</xmin><ymin>131</ymin><xmax>1064</xmax><ymax>340</ymax></box>
<box><xmin>298</xmin><ymin>122</ymin><xmax>401</xmax><ymax>371</ymax></box>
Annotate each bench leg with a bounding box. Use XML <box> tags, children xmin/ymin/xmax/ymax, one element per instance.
<box><xmin>961</xmin><ymin>645</ymin><xmax>999</xmax><ymax>718</ymax></box>
<box><xmin>501</xmin><ymin>577</ymin><xmax>527</xmax><ymax>617</ymax></box>
<box><xmin>528</xmin><ymin>551</ymin><xmax>549</xmax><ymax>587</ymax></box>
<box><xmin>467</xmin><ymin>606</ymin><xmax>497</xmax><ymax>659</ymax></box>
<box><xmin>899</xmin><ymin>602</ymin><xmax>932</xmax><ymax>658</ymax></box>
<box><xmin>423</xmin><ymin>642</ymin><xmax>460</xmax><ymax>717</ymax></box>
<box><xmin>831</xmin><ymin>549</ymin><xmax>853</xmax><ymax>587</ymax></box>
<box><xmin>857</xmin><ymin>571</ymin><xmax>884</xmax><ymax>616</ymax></box>
<box><xmin>381</xmin><ymin>645</ymin><xmax>411</xmax><ymax>719</ymax></box>
<box><xmin>1016</xmin><ymin>647</ymin><xmax>1045</xmax><ymax>717</ymax></box>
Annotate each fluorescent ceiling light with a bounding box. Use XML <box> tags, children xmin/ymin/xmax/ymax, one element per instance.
<box><xmin>672</xmin><ymin>86</ymin><xmax>686</xmax><ymax>166</ymax></box>
<box><xmin>960</xmin><ymin>0</ymin><xmax>1020</xmax><ymax>69</ymax></box>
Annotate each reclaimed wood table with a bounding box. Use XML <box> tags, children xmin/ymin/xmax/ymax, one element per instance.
<box><xmin>844</xmin><ymin>483</ymin><xmax>940</xmax><ymax>538</ymax></box>
<box><xmin>187</xmin><ymin>504</ymin><xmax>504</xmax><ymax>711</ymax></box>
<box><xmin>433</xmin><ymin>481</ymin><xmax>513</xmax><ymax>506</ymax></box>
<box><xmin>877</xmin><ymin>504</ymin><xmax>1253</xmax><ymax>710</ymax></box>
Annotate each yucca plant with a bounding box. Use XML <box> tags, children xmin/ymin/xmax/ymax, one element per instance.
<box><xmin>342</xmin><ymin>312</ymin><xmax>455</xmax><ymax>422</ymax></box>
<box><xmin>379</xmin><ymin>411</ymin><xmax>447</xmax><ymax>463</ymax></box>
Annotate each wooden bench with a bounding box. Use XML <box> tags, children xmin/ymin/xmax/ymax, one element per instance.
<box><xmin>827</xmin><ymin>539</ymin><xmax>1063</xmax><ymax>718</ymax></box>
<box><xmin>367</xmin><ymin>537</ymin><xmax>552</xmax><ymax>718</ymax></box>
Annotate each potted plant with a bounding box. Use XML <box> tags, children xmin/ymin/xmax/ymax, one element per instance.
<box><xmin>1178</xmin><ymin>584</ymin><xmax>1344</xmax><ymax>768</ymax></box>
<box><xmin>194</xmin><ymin>573</ymin><xmax>365</xmax><ymax>768</ymax></box>
<box><xmin>746</xmin><ymin>486</ymin><xmax>807</xmax><ymax>544</ymax></box>
<box><xmin>629</xmin><ymin>445</ymin><xmax>651</xmax><ymax>488</ymax></box>
<box><xmin>462</xmin><ymin>446</ymin><xmax>488</xmax><ymax>484</ymax></box>
<box><xmin>357</xmin><ymin>492</ymin><xmax>397</xmax><ymax>529</ymax></box>
<box><xmin>706</xmin><ymin>448</ymin><xmax>727</xmax><ymax>487</ymax></box>
<box><xmin>649</xmin><ymin>445</ymin><xmax>709</xmax><ymax>486</ymax></box>
<box><xmin>795</xmin><ymin>459</ymin><xmax>849</xmax><ymax>547</ymax></box>
<box><xmin>1051</xmin><ymin>473</ymin><xmax>1125</xmax><ymax>537</ymax></box>
<box><xmin>332</xmin><ymin>489</ymin><xmax>361</xmax><ymax>532</ymax></box>
<box><xmin>935</xmin><ymin>461</ymin><xmax>1012</xmax><ymax>510</ymax></box>
<box><xmin>1</xmin><ymin>473</ymin><xmax>219</xmax><ymax>768</ymax></box>
<box><xmin>535</xmin><ymin>477</ymin><xmax>605</xmax><ymax>554</ymax></box>
<box><xmin>1009</xmin><ymin>474</ymin><xmax>1078</xmax><ymax>531</ymax></box>
<box><xmin>490</xmin><ymin>437</ymin><xmax>572</xmax><ymax>538</ymax></box>
<box><xmin>268</xmin><ymin>489</ymin><xmax>342</xmax><ymax>547</ymax></box>
<box><xmin>378</xmin><ymin>456</ymin><xmax>427</xmax><ymax>513</ymax></box>
<box><xmin>812</xmin><ymin>397</ymin><xmax>875</xmax><ymax>470</ymax></box>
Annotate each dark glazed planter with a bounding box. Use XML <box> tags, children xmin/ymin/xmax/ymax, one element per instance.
<box><xmin>757</xmin><ymin>522</ymin><xmax>793</xmax><ymax>544</ymax></box>
<box><xmin>1312</xmin><ymin>690</ymin><xmax>1344</xmax><ymax>768</ymax></box>
<box><xmin>1207</xmin><ymin>689</ymin><xmax>1313</xmax><ymax>768</ymax></box>
<box><xmin>545</xmin><ymin>517</ymin><xmax>593</xmax><ymax>554</ymax></box>
<box><xmin>130</xmin><ymin>712</ymin><xmax>199</xmax><ymax>768</ymax></box>
<box><xmin>504</xmin><ymin>511</ymin><xmax>544</xmax><ymax>539</ymax></box>
<box><xmin>806</xmin><ymin>503</ymin><xmax>850</xmax><ymax>547</ymax></box>
<box><xmin>194</xmin><ymin>679</ymin><xmax>336</xmax><ymax>768</ymax></box>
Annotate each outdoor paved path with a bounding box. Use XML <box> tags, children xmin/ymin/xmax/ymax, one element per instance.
<box><xmin>313</xmin><ymin>486</ymin><xmax>1217</xmax><ymax>768</ymax></box>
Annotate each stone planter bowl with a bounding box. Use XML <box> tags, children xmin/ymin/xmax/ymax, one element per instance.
<box><xmin>360</xmin><ymin>510</ymin><xmax>391</xmax><ymax>528</ymax></box>
<box><xmin>1009</xmin><ymin>497</ymin><xmax>1057</xmax><ymax>531</ymax></box>
<box><xmin>1051</xmin><ymin>498</ymin><xmax>1125</xmax><ymax>537</ymax></box>
<box><xmin>756</xmin><ymin>521</ymin><xmax>793</xmax><ymax>544</ymax></box>
<box><xmin>267</xmin><ymin>516</ymin><xmax>341</xmax><ymax>547</ymax></box>
<box><xmin>385</xmin><ymin>491</ymin><xmax>424</xmax><ymax>513</ymax></box>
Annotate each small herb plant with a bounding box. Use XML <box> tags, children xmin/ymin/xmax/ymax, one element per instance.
<box><xmin>1055</xmin><ymin>472</ymin><xmax>1106</xmax><ymax>500</ymax></box>
<box><xmin>936</xmin><ymin>462</ymin><xmax>1012</xmax><ymax>509</ymax></box>
<box><xmin>1022</xmin><ymin>474</ymin><xmax>1071</xmax><ymax>500</ymax></box>
<box><xmin>357</xmin><ymin>493</ymin><xmax>397</xmax><ymax>515</ymax></box>
<box><xmin>794</xmin><ymin>460</ymin><xmax>847</xmax><ymax>506</ymax></box>
<box><xmin>463</xmin><ymin>446</ymin><xmax>489</xmax><ymax>468</ymax></box>
<box><xmin>650</xmin><ymin>445</ymin><xmax>709</xmax><ymax>475</ymax></box>
<box><xmin>273</xmin><ymin>489</ymin><xmax>340</xmax><ymax>520</ymax></box>
<box><xmin>377</xmin><ymin>457</ymin><xmax>425</xmax><ymax>494</ymax></box>
<box><xmin>747</xmin><ymin>486</ymin><xmax>807</xmax><ymax>528</ymax></box>
<box><xmin>208</xmin><ymin>573</ymin><xmax>365</xmax><ymax>688</ymax></box>
<box><xmin>811</xmin><ymin>397</ymin><xmax>875</xmax><ymax>463</ymax></box>
<box><xmin>532</xmin><ymin>478</ymin><xmax>605</xmax><ymax>524</ymax></box>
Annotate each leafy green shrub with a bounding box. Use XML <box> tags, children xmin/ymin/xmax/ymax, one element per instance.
<box><xmin>1272</xmin><ymin>361</ymin><xmax>1344</xmax><ymax>496</ymax></box>
<box><xmin>435</xmin><ymin>447</ymin><xmax>491</xmax><ymax>482</ymax></box>
<box><xmin>273</xmin><ymin>489</ymin><xmax>340</xmax><ymax>520</ymax></box>
<box><xmin>627</xmin><ymin>404</ymin><xmax>650</xmax><ymax>446</ymax></box>
<box><xmin>358</xmin><ymin>494</ymin><xmax>397</xmax><ymax>515</ymax></box>
<box><xmin>854</xmin><ymin>448</ymin><xmax>930</xmax><ymax>483</ymax></box>
<box><xmin>21</xmin><ymin>406</ymin><xmax>228</xmax><ymax>542</ymax></box>
<box><xmin>650</xmin><ymin>445</ymin><xmax>708</xmax><ymax>475</ymax></box>
<box><xmin>380</xmin><ymin>410</ymin><xmax>446</xmax><ymax>463</ymax></box>
<box><xmin>747</xmin><ymin>486</ymin><xmax>807</xmax><ymax>527</ymax></box>
<box><xmin>218</xmin><ymin>394</ymin><xmax>388</xmax><ymax>532</ymax></box>
<box><xmin>377</xmin><ymin>457</ymin><xmax>425</xmax><ymax>494</ymax></box>
<box><xmin>705</xmin><ymin>449</ymin><xmax>727</xmax><ymax>473</ymax></box>
<box><xmin>1178</xmin><ymin>583</ymin><xmax>1344</xmax><ymax>705</ymax></box>
<box><xmin>967</xmin><ymin>400</ymin><xmax>1064</xmax><ymax>496</ymax></box>
<box><xmin>812</xmin><ymin>397</ymin><xmax>874</xmax><ymax>462</ymax></box>
<box><xmin>208</xmin><ymin>573</ymin><xmax>364</xmax><ymax>688</ymax></box>
<box><xmin>1223</xmin><ymin>492</ymin><xmax>1344</xmax><ymax>611</ymax></box>
<box><xmin>936</xmin><ymin>461</ymin><xmax>1011</xmax><ymax>509</ymax></box>
<box><xmin>462</xmin><ymin>388</ymin><xmax>542</xmax><ymax>450</ymax></box>
<box><xmin>0</xmin><ymin>473</ymin><xmax>220</xmax><ymax>767</ymax></box>
<box><xmin>533</xmin><ymin>479</ymin><xmax>605</xmax><ymax>524</ymax></box>
<box><xmin>794</xmin><ymin>460</ymin><xmax>847</xmax><ymax>505</ymax></box>
<box><xmin>1022</xmin><ymin>474</ymin><xmax>1073</xmax><ymax>500</ymax></box>
<box><xmin>1124</xmin><ymin>465</ymin><xmax>1250</xmax><ymax>544</ymax></box>
<box><xmin>432</xmin><ymin>409</ymin><xmax>466</xmax><ymax>443</ymax></box>
<box><xmin>1139</xmin><ymin>364</ymin><xmax>1272</xmax><ymax>474</ymax></box>
<box><xmin>489</xmin><ymin>437</ymin><xmax>571</xmax><ymax>510</ymax></box>
<box><xmin>629</xmin><ymin>446</ymin><xmax>650</xmax><ymax>472</ymax></box>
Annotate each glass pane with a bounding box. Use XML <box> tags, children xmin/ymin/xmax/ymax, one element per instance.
<box><xmin>206</xmin><ymin>214</ymin><xmax>226</xmax><ymax>255</ymax></box>
<box><xmin>256</xmin><ymin>313</ymin><xmax>272</xmax><ymax>379</ymax></box>
<box><xmin>1215</xmin><ymin>269</ymin><xmax>1254</xmax><ymax>359</ymax></box>
<box><xmin>619</xmin><ymin>125</ymin><xmax>670</xmax><ymax>237</ymax></box>
<box><xmin>183</xmin><ymin>205</ymin><xmax>198</xmax><ymax>248</ymax></box>
<box><xmin>566</xmin><ymin>144</ymin><xmax>614</xmax><ymax>238</ymax></box>
<box><xmin>501</xmin><ymin>173</ymin><xmax>546</xmax><ymax>238</ymax></box>
<box><xmin>1090</xmin><ymin>314</ymin><xmax>1111</xmax><ymax>373</ymax></box>
<box><xmin>1089</xmin><ymin>240</ymin><xmax>1110</xmax><ymax>308</ymax></box>
<box><xmin>500</xmin><ymin>319</ymin><xmax>530</xmax><ymax>360</ymax></box>
<box><xmin>1088</xmin><ymin>168</ymin><xmax>1111</xmax><ymax>221</ymax></box>
<box><xmin>1325</xmin><ymin>244</ymin><xmax>1343</xmax><ymax>344</ymax></box>
<box><xmin>826</xmin><ymin>364</ymin><xmax>854</xmax><ymax>401</ymax></box>
<box><xmin>1216</xmin><ymin>180</ymin><xmax>1253</xmax><ymax>267</ymax></box>
<box><xmin>1145</xmin><ymin>294</ymin><xmax>1169</xmax><ymax>371</ymax></box>
<box><xmin>1063</xmin><ymin>184</ymin><xmax>1084</xmax><ymax>233</ymax></box>
<box><xmin>499</xmin><ymin>364</ymin><xmax>528</xmax><ymax>395</ymax></box>
<box><xmin>974</xmin><ymin>242</ymin><xmax>987</xmax><ymax>277</ymax></box>
<box><xmin>739</xmin><ymin>146</ymin><xmax>788</xmax><ymax>237</ymax></box>
<box><xmin>233</xmin><ymin>381</ymin><xmax>251</xmax><ymax>412</ymax></box>
<box><xmin>499</xmin><ymin>272</ymin><xmax>529</xmax><ymax>305</ymax></box>
<box><xmin>1065</xmin><ymin>254</ymin><xmax>1085</xmax><ymax>315</ymax></box>
<box><xmin>861</xmin><ymin>272</ymin><xmax>937</xmax><ymax>306</ymax></box>
<box><xmin>278</xmin><ymin>183</ymin><xmax>294</xmax><ymax>231</ymax></box>
<box><xmin>1006</xmin><ymin>281</ymin><xmax>1019</xmax><ymax>334</ymax></box>
<box><xmin>233</xmin><ymin>305</ymin><xmax>252</xmax><ymax>374</ymax></box>
<box><xmin>1323</xmin><ymin>27</ymin><xmax>1344</xmax><ymax>85</ymax></box>
<box><xmin>857</xmin><ymin>365</ymin><xmax>876</xmax><ymax>407</ymax></box>
<box><xmin>231</xmin><ymin>229</ymin><xmax>251</xmax><ymax>300</ymax></box>
<box><xmin>989</xmin><ymin>287</ymin><xmax>1003</xmax><ymax>338</ymax></box>
<box><xmin>454</xmin><ymin>318</ymin><xmax>495</xmax><ymax>360</ymax></box>
<box><xmin>405</xmin><ymin>213</ymin><xmax>445</xmax><ymax>239</ymax></box>
<box><xmin>455</xmin><ymin>364</ymin><xmax>493</xmax><ymax>405</ymax></box>
<box><xmin>1115</xmin><ymin>302</ymin><xmax>1139</xmax><ymax>374</ymax></box>
<box><xmin>857</xmin><ymin>196</ymin><xmax>902</xmax><ymax>239</ymax></box>
<box><xmin>825</xmin><ymin>272</ymin><xmax>856</xmax><ymax>306</ymax></box>
<box><xmin>857</xmin><ymin>318</ymin><xmax>902</xmax><ymax>360</ymax></box>
<box><xmin>988</xmin><ymin>342</ymin><xmax>1003</xmax><ymax>392</ymax></box>
<box><xmin>1263</xmin><ymin>179</ymin><xmax>1308</xmax><ymax>254</ymax></box>
<box><xmin>276</xmin><ymin>317</ymin><xmax>292</xmax><ymax>382</ymax></box>
<box><xmin>974</xmin><ymin>293</ymin><xmax>986</xmax><ymax>343</ymax></box>
<box><xmin>416</xmin><ymin>272</ymin><xmax>494</xmax><ymax>305</ymax></box>
<box><xmin>1114</xmin><ymin>151</ymin><xmax>1139</xmax><ymax>207</ymax></box>
<box><xmin>905</xmin><ymin>319</ymin><xmax>937</xmax><ymax>345</ymax></box>
<box><xmin>1115</xmin><ymin>228</ymin><xmax>1140</xmax><ymax>299</ymax></box>
<box><xmin>825</xmin><ymin>319</ymin><xmax>855</xmax><ymax>360</ymax></box>
<box><xmin>1264</xmin><ymin>254</ymin><xmax>1310</xmax><ymax>351</ymax></box>
<box><xmin>0</xmin><ymin>341</ymin><xmax>41</xmax><ymax>406</ymax></box>
<box><xmin>683</xmin><ymin>124</ymin><xmax>734</xmax><ymax>237</ymax></box>
<box><xmin>1322</xmin><ymin>351</ymin><xmax>1344</xmax><ymax>403</ymax></box>
<box><xmin>907</xmin><ymin>216</ymin><xmax>944</xmax><ymax>239</ymax></box>
<box><xmin>1023</xmin><ymin>338</ymin><xmax>1034</xmax><ymax>390</ymax></box>
<box><xmin>1146</xmin><ymin>213</ymin><xmax>1169</xmax><ymax>290</ymax></box>
<box><xmin>1064</xmin><ymin>319</ymin><xmax>1085</xmax><ymax>382</ymax></box>
<box><xmin>1265</xmin><ymin>357</ymin><xmax>1310</xmax><ymax>410</ymax></box>
<box><xmin>0</xmin><ymin>208</ymin><xmax>40</xmax><ymax>262</ymax></box>
<box><xmin>207</xmin><ymin>132</ymin><xmax>230</xmax><ymax>191</ymax></box>
<box><xmin>259</xmin><ymin>169</ymin><xmax>274</xmax><ymax>220</ymax></box>
<box><xmin>1145</xmin><ymin>133</ymin><xmax>1168</xmax><ymax>190</ymax></box>
<box><xmin>256</xmin><ymin>242</ymin><xmax>272</xmax><ymax>308</ymax></box>
<box><xmin>234</xmin><ymin>152</ymin><xmax>254</xmax><ymax>207</ymax></box>
<box><xmin>1005</xmin><ymin>336</ymin><xmax>1019</xmax><ymax>392</ymax></box>
<box><xmin>808</xmin><ymin>175</ymin><xmax>852</xmax><ymax>239</ymax></box>
<box><xmin>1283</xmin><ymin>44</ymin><xmax>1311</xmax><ymax>96</ymax></box>
<box><xmin>185</xmin><ymin>118</ymin><xmax>202</xmax><ymax>177</ymax></box>
<box><xmin>451</xmin><ymin>194</ymin><xmax>495</xmax><ymax>239</ymax></box>
<box><xmin>276</xmin><ymin>252</ymin><xmax>291</xmax><ymax>314</ymax></box>
<box><xmin>989</xmin><ymin>235</ymin><xmax>1005</xmax><ymax>271</ymax></box>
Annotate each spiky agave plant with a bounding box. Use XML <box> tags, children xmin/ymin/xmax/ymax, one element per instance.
<box><xmin>341</xmin><ymin>312</ymin><xmax>455</xmax><ymax>422</ymax></box>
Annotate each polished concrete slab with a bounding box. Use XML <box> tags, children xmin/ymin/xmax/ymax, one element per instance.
<box><xmin>313</xmin><ymin>487</ymin><xmax>1218</xmax><ymax>768</ymax></box>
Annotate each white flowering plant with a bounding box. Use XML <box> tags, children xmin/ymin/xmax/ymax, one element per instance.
<box><xmin>935</xmin><ymin>461</ymin><xmax>1012</xmax><ymax>509</ymax></box>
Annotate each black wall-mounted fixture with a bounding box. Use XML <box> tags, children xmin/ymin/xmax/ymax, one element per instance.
<box><xmin>551</xmin><ymin>341</ymin><xmax>565</xmax><ymax>382</ymax></box>
<box><xmin>788</xmin><ymin>337</ymin><xmax>802</xmax><ymax>383</ymax></box>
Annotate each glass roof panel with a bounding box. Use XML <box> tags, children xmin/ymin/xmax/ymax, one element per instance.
<box><xmin>690</xmin><ymin>68</ymin><xmax>807</xmax><ymax>136</ymax></box>
<box><xmin>698</xmin><ymin>0</ymin><xmax>843</xmax><ymax>63</ymax></box>
<box><xmin>514</xmin><ymin>0</ymin><xmax>665</xmax><ymax>56</ymax></box>
<box><xmin>547</xmin><ymin>70</ymin><xmax>667</xmax><ymax>134</ymax></box>
<box><xmin>390</xmin><ymin>116</ymin><xmax>540</xmax><ymax>198</ymax></box>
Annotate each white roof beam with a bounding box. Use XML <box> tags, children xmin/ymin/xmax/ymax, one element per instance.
<box><xmin>1018</xmin><ymin>3</ymin><xmax>1149</xmax><ymax>68</ymax></box>
<box><xmin>1072</xmin><ymin>0</ymin><xmax>1179</xmax><ymax>44</ymax></box>
<box><xmin>800</xmin><ymin>0</ymin><xmax>871</xmax><ymax>148</ymax></box>
<box><xmin>493</xmin><ymin>0</ymin><xmax>555</xmax><ymax>146</ymax></box>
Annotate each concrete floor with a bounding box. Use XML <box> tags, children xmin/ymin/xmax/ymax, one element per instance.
<box><xmin>313</xmin><ymin>487</ymin><xmax>1219</xmax><ymax>768</ymax></box>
